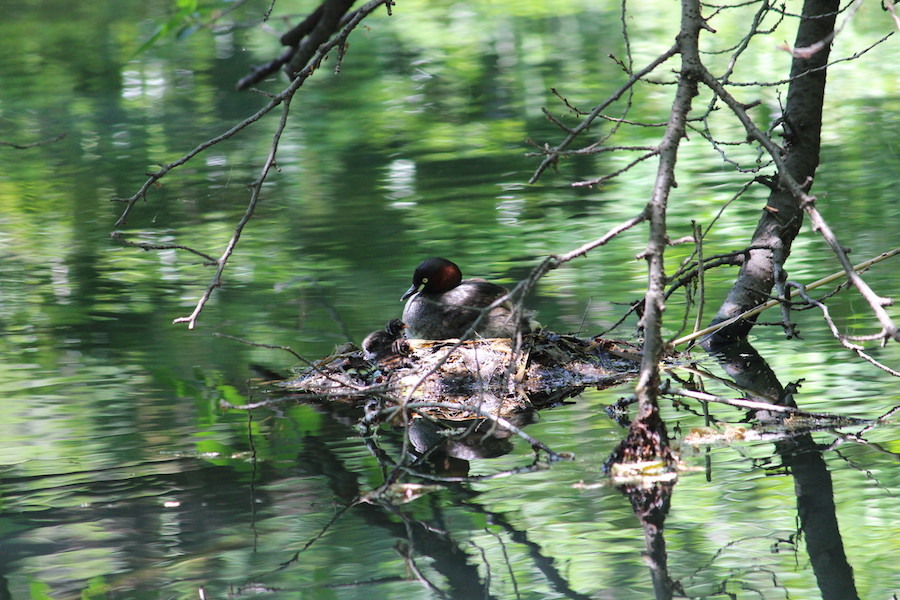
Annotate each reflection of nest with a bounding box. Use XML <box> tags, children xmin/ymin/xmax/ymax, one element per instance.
<box><xmin>276</xmin><ymin>329</ymin><xmax>641</xmax><ymax>420</ymax></box>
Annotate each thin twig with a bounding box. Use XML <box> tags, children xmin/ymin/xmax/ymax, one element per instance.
<box><xmin>113</xmin><ymin>0</ymin><xmax>391</xmax><ymax>229</ymax></box>
<box><xmin>725</xmin><ymin>31</ymin><xmax>894</xmax><ymax>87</ymax></box>
<box><xmin>672</xmin><ymin>387</ymin><xmax>873</xmax><ymax>425</ymax></box>
<box><xmin>110</xmin><ymin>232</ymin><xmax>218</xmax><ymax>262</ymax></box>
<box><xmin>698</xmin><ymin>66</ymin><xmax>899</xmax><ymax>342</ymax></box>
<box><xmin>571</xmin><ymin>150</ymin><xmax>660</xmax><ymax>188</ymax></box>
<box><xmin>789</xmin><ymin>283</ymin><xmax>900</xmax><ymax>376</ymax></box>
<box><xmin>173</xmin><ymin>94</ymin><xmax>293</xmax><ymax>329</ymax></box>
<box><xmin>671</xmin><ymin>248</ymin><xmax>900</xmax><ymax>347</ymax></box>
<box><xmin>783</xmin><ymin>0</ymin><xmax>863</xmax><ymax>58</ymax></box>
<box><xmin>529</xmin><ymin>44</ymin><xmax>679</xmax><ymax>184</ymax></box>
<box><xmin>116</xmin><ymin>0</ymin><xmax>392</xmax><ymax>327</ymax></box>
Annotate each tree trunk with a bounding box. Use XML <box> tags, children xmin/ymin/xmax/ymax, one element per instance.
<box><xmin>703</xmin><ymin>0</ymin><xmax>839</xmax><ymax>347</ymax></box>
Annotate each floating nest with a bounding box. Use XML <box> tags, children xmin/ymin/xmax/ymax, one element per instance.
<box><xmin>272</xmin><ymin>324</ymin><xmax>642</xmax><ymax>420</ymax></box>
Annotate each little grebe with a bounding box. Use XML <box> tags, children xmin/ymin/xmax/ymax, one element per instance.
<box><xmin>400</xmin><ymin>257</ymin><xmax>528</xmax><ymax>339</ymax></box>
<box><xmin>362</xmin><ymin>318</ymin><xmax>410</xmax><ymax>366</ymax></box>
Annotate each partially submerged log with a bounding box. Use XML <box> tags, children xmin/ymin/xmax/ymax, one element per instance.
<box><xmin>274</xmin><ymin>327</ymin><xmax>641</xmax><ymax>420</ymax></box>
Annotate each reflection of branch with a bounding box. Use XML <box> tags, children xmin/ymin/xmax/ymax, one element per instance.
<box><xmin>397</xmin><ymin>543</ymin><xmax>447</xmax><ymax>597</ymax></box>
<box><xmin>368</xmin><ymin>401</ymin><xmax>570</xmax><ymax>461</ymax></box>
<box><xmin>828</xmin><ymin>430</ymin><xmax>900</xmax><ymax>462</ymax></box>
<box><xmin>0</xmin><ymin>132</ymin><xmax>66</xmax><ymax>149</ymax></box>
<box><xmin>459</xmin><ymin>498</ymin><xmax>595</xmax><ymax>600</ymax></box>
<box><xmin>225</xmin><ymin>387</ymin><xmax>390</xmax><ymax>410</ymax></box>
<box><xmin>401</xmin><ymin>460</ymin><xmax>549</xmax><ymax>484</ymax></box>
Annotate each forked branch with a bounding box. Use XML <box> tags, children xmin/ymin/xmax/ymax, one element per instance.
<box><xmin>114</xmin><ymin>0</ymin><xmax>393</xmax><ymax>328</ymax></box>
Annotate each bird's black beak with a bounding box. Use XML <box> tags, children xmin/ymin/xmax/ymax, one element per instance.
<box><xmin>401</xmin><ymin>284</ymin><xmax>419</xmax><ymax>302</ymax></box>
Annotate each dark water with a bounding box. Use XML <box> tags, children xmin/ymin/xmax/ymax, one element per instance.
<box><xmin>1</xmin><ymin>1</ymin><xmax>898</xmax><ymax>598</ymax></box>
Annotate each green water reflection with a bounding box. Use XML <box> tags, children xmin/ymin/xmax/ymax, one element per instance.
<box><xmin>1</xmin><ymin>0</ymin><xmax>899</xmax><ymax>598</ymax></box>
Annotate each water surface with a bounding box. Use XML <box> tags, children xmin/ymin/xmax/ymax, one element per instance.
<box><xmin>1</xmin><ymin>1</ymin><xmax>898</xmax><ymax>598</ymax></box>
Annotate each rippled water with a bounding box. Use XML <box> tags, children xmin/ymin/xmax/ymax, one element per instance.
<box><xmin>1</xmin><ymin>1</ymin><xmax>898</xmax><ymax>598</ymax></box>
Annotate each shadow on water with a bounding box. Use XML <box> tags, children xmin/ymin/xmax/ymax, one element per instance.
<box><xmin>607</xmin><ymin>334</ymin><xmax>866</xmax><ymax>600</ymax></box>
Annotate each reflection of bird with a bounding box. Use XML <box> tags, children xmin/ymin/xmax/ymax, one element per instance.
<box><xmin>362</xmin><ymin>319</ymin><xmax>410</xmax><ymax>366</ymax></box>
<box><xmin>401</xmin><ymin>257</ymin><xmax>529</xmax><ymax>339</ymax></box>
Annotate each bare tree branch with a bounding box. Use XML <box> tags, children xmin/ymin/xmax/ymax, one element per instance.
<box><xmin>172</xmin><ymin>94</ymin><xmax>293</xmax><ymax>329</ymax></box>
<box><xmin>528</xmin><ymin>44</ymin><xmax>679</xmax><ymax>184</ymax></box>
<box><xmin>629</xmin><ymin>0</ymin><xmax>705</xmax><ymax>423</ymax></box>
<box><xmin>789</xmin><ymin>283</ymin><xmax>900</xmax><ymax>376</ymax></box>
<box><xmin>673</xmin><ymin>248</ymin><xmax>900</xmax><ymax>347</ymax></box>
<box><xmin>113</xmin><ymin>0</ymin><xmax>392</xmax><ymax>328</ymax></box>
<box><xmin>699</xmin><ymin>70</ymin><xmax>899</xmax><ymax>343</ymax></box>
<box><xmin>113</xmin><ymin>0</ymin><xmax>391</xmax><ymax>229</ymax></box>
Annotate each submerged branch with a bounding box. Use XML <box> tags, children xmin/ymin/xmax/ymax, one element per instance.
<box><xmin>672</xmin><ymin>387</ymin><xmax>872</xmax><ymax>425</ymax></box>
